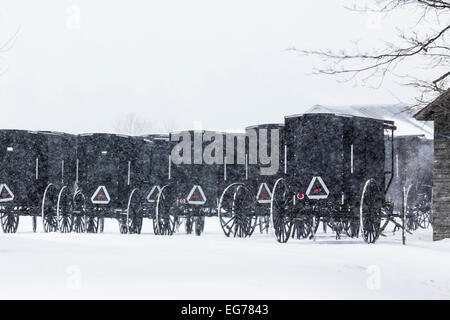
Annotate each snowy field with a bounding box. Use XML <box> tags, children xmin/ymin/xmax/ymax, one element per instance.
<box><xmin>1</xmin><ymin>217</ymin><xmax>450</xmax><ymax>300</ymax></box>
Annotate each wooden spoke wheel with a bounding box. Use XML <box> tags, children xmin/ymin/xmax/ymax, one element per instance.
<box><xmin>73</xmin><ymin>215</ymin><xmax>86</xmax><ymax>233</ymax></box>
<box><xmin>127</xmin><ymin>216</ymin><xmax>143</xmax><ymax>234</ymax></box>
<box><xmin>417</xmin><ymin>206</ymin><xmax>431</xmax><ymax>229</ymax></box>
<box><xmin>360</xmin><ymin>179</ymin><xmax>383</xmax><ymax>244</ymax></box>
<box><xmin>0</xmin><ymin>210</ymin><xmax>19</xmax><ymax>233</ymax></box>
<box><xmin>155</xmin><ymin>185</ymin><xmax>177</xmax><ymax>235</ymax></box>
<box><xmin>57</xmin><ymin>187</ymin><xmax>74</xmax><ymax>233</ymax></box>
<box><xmin>218</xmin><ymin>183</ymin><xmax>257</xmax><ymax>238</ymax></box>
<box><xmin>291</xmin><ymin>216</ymin><xmax>313</xmax><ymax>240</ymax></box>
<box><xmin>270</xmin><ymin>178</ymin><xmax>293</xmax><ymax>243</ymax></box>
<box><xmin>408</xmin><ymin>187</ymin><xmax>432</xmax><ymax>229</ymax></box>
<box><xmin>42</xmin><ymin>184</ymin><xmax>58</xmax><ymax>233</ymax></box>
<box><xmin>152</xmin><ymin>216</ymin><xmax>160</xmax><ymax>235</ymax></box>
<box><xmin>218</xmin><ymin>183</ymin><xmax>239</xmax><ymax>237</ymax></box>
<box><xmin>124</xmin><ymin>189</ymin><xmax>143</xmax><ymax>234</ymax></box>
<box><xmin>72</xmin><ymin>191</ymin><xmax>86</xmax><ymax>233</ymax></box>
<box><xmin>86</xmin><ymin>216</ymin><xmax>99</xmax><ymax>233</ymax></box>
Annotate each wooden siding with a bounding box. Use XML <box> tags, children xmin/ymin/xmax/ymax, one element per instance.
<box><xmin>432</xmin><ymin>110</ymin><xmax>450</xmax><ymax>241</ymax></box>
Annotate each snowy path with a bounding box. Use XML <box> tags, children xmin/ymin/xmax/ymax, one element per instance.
<box><xmin>1</xmin><ymin>217</ymin><xmax>449</xmax><ymax>299</ymax></box>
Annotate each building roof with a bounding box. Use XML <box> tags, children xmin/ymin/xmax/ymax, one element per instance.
<box><xmin>305</xmin><ymin>104</ymin><xmax>434</xmax><ymax>139</ymax></box>
<box><xmin>414</xmin><ymin>88</ymin><xmax>450</xmax><ymax>121</ymax></box>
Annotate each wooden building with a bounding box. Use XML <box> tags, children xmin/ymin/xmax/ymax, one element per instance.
<box><xmin>414</xmin><ymin>89</ymin><xmax>450</xmax><ymax>241</ymax></box>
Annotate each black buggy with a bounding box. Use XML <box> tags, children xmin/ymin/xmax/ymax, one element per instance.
<box><xmin>218</xmin><ymin>125</ymin><xmax>285</xmax><ymax>237</ymax></box>
<box><xmin>0</xmin><ymin>130</ymin><xmax>76</xmax><ymax>233</ymax></box>
<box><xmin>139</xmin><ymin>134</ymin><xmax>171</xmax><ymax>234</ymax></box>
<box><xmin>386</xmin><ymin>135</ymin><xmax>433</xmax><ymax>231</ymax></box>
<box><xmin>270</xmin><ymin>113</ymin><xmax>400</xmax><ymax>243</ymax></box>
<box><xmin>155</xmin><ymin>130</ymin><xmax>226</xmax><ymax>236</ymax></box>
<box><xmin>74</xmin><ymin>133</ymin><xmax>145</xmax><ymax>234</ymax></box>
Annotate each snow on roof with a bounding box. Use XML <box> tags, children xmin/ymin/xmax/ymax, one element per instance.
<box><xmin>170</xmin><ymin>128</ymin><xmax>246</xmax><ymax>134</ymax></box>
<box><xmin>305</xmin><ymin>104</ymin><xmax>434</xmax><ymax>139</ymax></box>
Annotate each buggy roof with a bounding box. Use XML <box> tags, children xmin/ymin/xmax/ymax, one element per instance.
<box><xmin>0</xmin><ymin>129</ymin><xmax>39</xmax><ymax>135</ymax></box>
<box><xmin>285</xmin><ymin>111</ymin><xmax>394</xmax><ymax>127</ymax></box>
<box><xmin>300</xmin><ymin>104</ymin><xmax>433</xmax><ymax>138</ymax></box>
<box><xmin>78</xmin><ymin>132</ymin><xmax>132</xmax><ymax>138</ymax></box>
<box><xmin>246</xmin><ymin>123</ymin><xmax>284</xmax><ymax>130</ymax></box>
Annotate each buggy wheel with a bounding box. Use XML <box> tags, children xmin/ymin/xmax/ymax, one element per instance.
<box><xmin>404</xmin><ymin>184</ymin><xmax>418</xmax><ymax>231</ymax></box>
<box><xmin>291</xmin><ymin>216</ymin><xmax>313</xmax><ymax>239</ymax></box>
<box><xmin>72</xmin><ymin>191</ymin><xmax>86</xmax><ymax>233</ymax></box>
<box><xmin>152</xmin><ymin>217</ymin><xmax>160</xmax><ymax>235</ymax></box>
<box><xmin>360</xmin><ymin>179</ymin><xmax>383</xmax><ymax>244</ymax></box>
<box><xmin>407</xmin><ymin>186</ymin><xmax>432</xmax><ymax>229</ymax></box>
<box><xmin>86</xmin><ymin>216</ymin><xmax>99</xmax><ymax>233</ymax></box>
<box><xmin>32</xmin><ymin>216</ymin><xmax>37</xmax><ymax>233</ymax></box>
<box><xmin>57</xmin><ymin>186</ymin><xmax>73</xmax><ymax>233</ymax></box>
<box><xmin>73</xmin><ymin>215</ymin><xmax>86</xmax><ymax>233</ymax></box>
<box><xmin>233</xmin><ymin>185</ymin><xmax>257</xmax><ymax>237</ymax></box>
<box><xmin>0</xmin><ymin>210</ymin><xmax>19</xmax><ymax>233</ymax></box>
<box><xmin>126</xmin><ymin>189</ymin><xmax>143</xmax><ymax>234</ymax></box>
<box><xmin>270</xmin><ymin>178</ymin><xmax>293</xmax><ymax>243</ymax></box>
<box><xmin>155</xmin><ymin>185</ymin><xmax>177</xmax><ymax>235</ymax></box>
<box><xmin>218</xmin><ymin>183</ymin><xmax>257</xmax><ymax>238</ymax></box>
<box><xmin>218</xmin><ymin>183</ymin><xmax>240</xmax><ymax>237</ymax></box>
<box><xmin>41</xmin><ymin>184</ymin><xmax>58</xmax><ymax>233</ymax></box>
<box><xmin>194</xmin><ymin>216</ymin><xmax>205</xmax><ymax>236</ymax></box>
<box><xmin>417</xmin><ymin>208</ymin><xmax>431</xmax><ymax>229</ymax></box>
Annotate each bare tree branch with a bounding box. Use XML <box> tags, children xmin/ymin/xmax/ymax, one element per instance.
<box><xmin>290</xmin><ymin>0</ymin><xmax>450</xmax><ymax>110</ymax></box>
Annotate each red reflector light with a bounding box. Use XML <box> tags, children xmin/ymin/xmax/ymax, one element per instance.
<box><xmin>180</xmin><ymin>198</ymin><xmax>185</xmax><ymax>204</ymax></box>
<box><xmin>98</xmin><ymin>194</ymin><xmax>104</xmax><ymax>199</ymax></box>
<box><xmin>262</xmin><ymin>193</ymin><xmax>268</xmax><ymax>198</ymax></box>
<box><xmin>314</xmin><ymin>188</ymin><xmax>321</xmax><ymax>193</ymax></box>
<box><xmin>193</xmin><ymin>195</ymin><xmax>200</xmax><ymax>199</ymax></box>
<box><xmin>1</xmin><ymin>193</ymin><xmax>7</xmax><ymax>198</ymax></box>
<box><xmin>297</xmin><ymin>193</ymin><xmax>304</xmax><ymax>200</ymax></box>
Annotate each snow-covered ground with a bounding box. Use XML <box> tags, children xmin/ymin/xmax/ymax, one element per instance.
<box><xmin>1</xmin><ymin>217</ymin><xmax>449</xmax><ymax>299</ymax></box>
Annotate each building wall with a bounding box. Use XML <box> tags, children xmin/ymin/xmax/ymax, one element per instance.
<box><xmin>433</xmin><ymin>110</ymin><xmax>450</xmax><ymax>241</ymax></box>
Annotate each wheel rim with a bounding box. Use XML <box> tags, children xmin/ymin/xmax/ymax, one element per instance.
<box><xmin>218</xmin><ymin>183</ymin><xmax>256</xmax><ymax>238</ymax></box>
<box><xmin>270</xmin><ymin>178</ymin><xmax>293</xmax><ymax>243</ymax></box>
<box><xmin>126</xmin><ymin>189</ymin><xmax>143</xmax><ymax>234</ymax></box>
<box><xmin>73</xmin><ymin>215</ymin><xmax>86</xmax><ymax>233</ymax></box>
<box><xmin>360</xmin><ymin>179</ymin><xmax>383</xmax><ymax>244</ymax></box>
<box><xmin>155</xmin><ymin>186</ymin><xmax>177</xmax><ymax>235</ymax></box>
<box><xmin>0</xmin><ymin>211</ymin><xmax>19</xmax><ymax>233</ymax></box>
<box><xmin>57</xmin><ymin>187</ymin><xmax>73</xmax><ymax>233</ymax></box>
<box><xmin>232</xmin><ymin>185</ymin><xmax>256</xmax><ymax>237</ymax></box>
<box><xmin>42</xmin><ymin>185</ymin><xmax>58</xmax><ymax>233</ymax></box>
<box><xmin>291</xmin><ymin>216</ymin><xmax>313</xmax><ymax>239</ymax></box>
<box><xmin>411</xmin><ymin>189</ymin><xmax>432</xmax><ymax>229</ymax></box>
<box><xmin>218</xmin><ymin>183</ymin><xmax>240</xmax><ymax>237</ymax></box>
<box><xmin>86</xmin><ymin>216</ymin><xmax>99</xmax><ymax>233</ymax></box>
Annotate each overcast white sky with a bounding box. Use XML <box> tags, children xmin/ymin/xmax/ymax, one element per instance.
<box><xmin>0</xmin><ymin>0</ymin><xmax>441</xmax><ymax>134</ymax></box>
